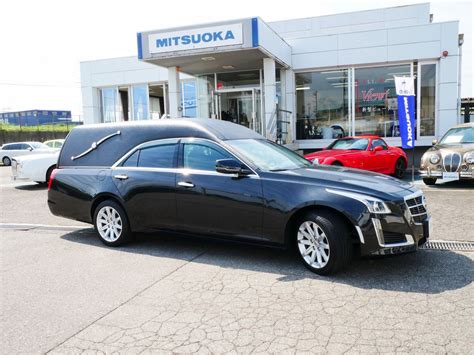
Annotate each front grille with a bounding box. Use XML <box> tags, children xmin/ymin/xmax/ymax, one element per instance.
<box><xmin>443</xmin><ymin>152</ymin><xmax>462</xmax><ymax>172</ymax></box>
<box><xmin>382</xmin><ymin>232</ymin><xmax>407</xmax><ymax>245</ymax></box>
<box><xmin>405</xmin><ymin>194</ymin><xmax>428</xmax><ymax>224</ymax></box>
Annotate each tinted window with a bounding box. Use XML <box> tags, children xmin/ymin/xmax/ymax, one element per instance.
<box><xmin>183</xmin><ymin>142</ymin><xmax>231</xmax><ymax>171</ymax></box>
<box><xmin>122</xmin><ymin>150</ymin><xmax>139</xmax><ymax>167</ymax></box>
<box><xmin>137</xmin><ymin>144</ymin><xmax>176</xmax><ymax>168</ymax></box>
<box><xmin>371</xmin><ymin>139</ymin><xmax>388</xmax><ymax>150</ymax></box>
<box><xmin>21</xmin><ymin>144</ymin><xmax>32</xmax><ymax>150</ymax></box>
<box><xmin>7</xmin><ymin>144</ymin><xmax>22</xmax><ymax>150</ymax></box>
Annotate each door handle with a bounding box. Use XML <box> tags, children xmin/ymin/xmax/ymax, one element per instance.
<box><xmin>177</xmin><ymin>181</ymin><xmax>195</xmax><ymax>188</ymax></box>
<box><xmin>114</xmin><ymin>174</ymin><xmax>129</xmax><ymax>180</ymax></box>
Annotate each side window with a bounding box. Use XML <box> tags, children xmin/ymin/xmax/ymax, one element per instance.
<box><xmin>183</xmin><ymin>142</ymin><xmax>232</xmax><ymax>171</ymax></box>
<box><xmin>137</xmin><ymin>144</ymin><xmax>176</xmax><ymax>168</ymax></box>
<box><xmin>2</xmin><ymin>145</ymin><xmax>11</xmax><ymax>150</ymax></box>
<box><xmin>9</xmin><ymin>144</ymin><xmax>21</xmax><ymax>150</ymax></box>
<box><xmin>122</xmin><ymin>150</ymin><xmax>139</xmax><ymax>167</ymax></box>
<box><xmin>21</xmin><ymin>144</ymin><xmax>31</xmax><ymax>150</ymax></box>
<box><xmin>372</xmin><ymin>139</ymin><xmax>388</xmax><ymax>150</ymax></box>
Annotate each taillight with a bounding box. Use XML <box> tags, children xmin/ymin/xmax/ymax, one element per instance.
<box><xmin>48</xmin><ymin>169</ymin><xmax>57</xmax><ymax>191</ymax></box>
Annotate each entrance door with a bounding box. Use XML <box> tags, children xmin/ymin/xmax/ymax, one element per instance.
<box><xmin>214</xmin><ymin>88</ymin><xmax>261</xmax><ymax>134</ymax></box>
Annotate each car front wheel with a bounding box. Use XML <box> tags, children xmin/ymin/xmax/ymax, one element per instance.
<box><xmin>2</xmin><ymin>156</ymin><xmax>11</xmax><ymax>166</ymax></box>
<box><xmin>423</xmin><ymin>177</ymin><xmax>437</xmax><ymax>185</ymax></box>
<box><xmin>295</xmin><ymin>211</ymin><xmax>352</xmax><ymax>275</ymax></box>
<box><xmin>93</xmin><ymin>200</ymin><xmax>132</xmax><ymax>246</ymax></box>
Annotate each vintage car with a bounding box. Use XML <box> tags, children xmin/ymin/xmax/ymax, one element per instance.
<box><xmin>420</xmin><ymin>123</ymin><xmax>474</xmax><ymax>185</ymax></box>
<box><xmin>11</xmin><ymin>152</ymin><xmax>59</xmax><ymax>183</ymax></box>
<box><xmin>304</xmin><ymin>136</ymin><xmax>408</xmax><ymax>179</ymax></box>
<box><xmin>1</xmin><ymin>141</ymin><xmax>54</xmax><ymax>166</ymax></box>
<box><xmin>48</xmin><ymin>119</ymin><xmax>430</xmax><ymax>275</ymax></box>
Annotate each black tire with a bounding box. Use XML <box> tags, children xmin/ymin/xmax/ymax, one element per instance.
<box><xmin>394</xmin><ymin>158</ymin><xmax>406</xmax><ymax>179</ymax></box>
<box><xmin>2</xmin><ymin>156</ymin><xmax>11</xmax><ymax>166</ymax></box>
<box><xmin>45</xmin><ymin>165</ymin><xmax>55</xmax><ymax>184</ymax></box>
<box><xmin>295</xmin><ymin>210</ymin><xmax>353</xmax><ymax>275</ymax></box>
<box><xmin>93</xmin><ymin>200</ymin><xmax>132</xmax><ymax>247</ymax></box>
<box><xmin>331</xmin><ymin>161</ymin><xmax>343</xmax><ymax>166</ymax></box>
<box><xmin>423</xmin><ymin>177</ymin><xmax>437</xmax><ymax>186</ymax></box>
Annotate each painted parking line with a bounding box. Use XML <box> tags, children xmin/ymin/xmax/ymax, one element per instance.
<box><xmin>0</xmin><ymin>223</ymin><xmax>90</xmax><ymax>232</ymax></box>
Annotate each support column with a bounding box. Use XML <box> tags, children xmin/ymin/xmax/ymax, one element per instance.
<box><xmin>263</xmin><ymin>58</ymin><xmax>277</xmax><ymax>141</ymax></box>
<box><xmin>280</xmin><ymin>69</ymin><xmax>296</xmax><ymax>143</ymax></box>
<box><xmin>167</xmin><ymin>66</ymin><xmax>182</xmax><ymax>118</ymax></box>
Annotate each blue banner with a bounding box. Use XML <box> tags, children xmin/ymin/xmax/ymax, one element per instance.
<box><xmin>397</xmin><ymin>95</ymin><xmax>415</xmax><ymax>149</ymax></box>
<box><xmin>394</xmin><ymin>76</ymin><xmax>416</xmax><ymax>149</ymax></box>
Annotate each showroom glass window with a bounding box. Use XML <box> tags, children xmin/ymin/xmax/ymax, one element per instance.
<box><xmin>354</xmin><ymin>64</ymin><xmax>410</xmax><ymax>137</ymax></box>
<box><xmin>182</xmin><ymin>80</ymin><xmax>197</xmax><ymax>118</ymax></box>
<box><xmin>296</xmin><ymin>70</ymin><xmax>349</xmax><ymax>140</ymax></box>
<box><xmin>132</xmin><ymin>85</ymin><xmax>149</xmax><ymax>120</ymax></box>
<box><xmin>419</xmin><ymin>64</ymin><xmax>436</xmax><ymax>136</ymax></box>
<box><xmin>101</xmin><ymin>87</ymin><xmax>121</xmax><ymax>123</ymax></box>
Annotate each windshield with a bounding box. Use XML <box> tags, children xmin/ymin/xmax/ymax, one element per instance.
<box><xmin>226</xmin><ymin>139</ymin><xmax>312</xmax><ymax>172</ymax></box>
<box><xmin>328</xmin><ymin>138</ymin><xmax>369</xmax><ymax>150</ymax></box>
<box><xmin>439</xmin><ymin>127</ymin><xmax>474</xmax><ymax>144</ymax></box>
<box><xmin>29</xmin><ymin>142</ymin><xmax>50</xmax><ymax>149</ymax></box>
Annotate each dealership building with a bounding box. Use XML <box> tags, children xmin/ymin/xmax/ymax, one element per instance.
<box><xmin>81</xmin><ymin>3</ymin><xmax>464</xmax><ymax>150</ymax></box>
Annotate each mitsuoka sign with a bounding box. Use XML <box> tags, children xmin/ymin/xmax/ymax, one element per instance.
<box><xmin>148</xmin><ymin>23</ymin><xmax>243</xmax><ymax>54</ymax></box>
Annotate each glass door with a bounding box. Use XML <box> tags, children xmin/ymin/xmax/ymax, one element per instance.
<box><xmin>213</xmin><ymin>88</ymin><xmax>261</xmax><ymax>133</ymax></box>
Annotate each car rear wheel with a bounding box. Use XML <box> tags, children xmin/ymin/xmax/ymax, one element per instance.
<box><xmin>93</xmin><ymin>200</ymin><xmax>132</xmax><ymax>246</ymax></box>
<box><xmin>295</xmin><ymin>211</ymin><xmax>352</xmax><ymax>275</ymax></box>
<box><xmin>394</xmin><ymin>158</ymin><xmax>406</xmax><ymax>179</ymax></box>
<box><xmin>423</xmin><ymin>177</ymin><xmax>437</xmax><ymax>185</ymax></box>
<box><xmin>45</xmin><ymin>165</ymin><xmax>55</xmax><ymax>184</ymax></box>
<box><xmin>2</xmin><ymin>156</ymin><xmax>11</xmax><ymax>166</ymax></box>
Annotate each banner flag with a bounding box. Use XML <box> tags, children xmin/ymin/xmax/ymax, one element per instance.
<box><xmin>394</xmin><ymin>76</ymin><xmax>416</xmax><ymax>149</ymax></box>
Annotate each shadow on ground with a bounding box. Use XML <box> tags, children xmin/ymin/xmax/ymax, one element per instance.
<box><xmin>61</xmin><ymin>228</ymin><xmax>473</xmax><ymax>295</ymax></box>
<box><xmin>14</xmin><ymin>183</ymin><xmax>47</xmax><ymax>190</ymax></box>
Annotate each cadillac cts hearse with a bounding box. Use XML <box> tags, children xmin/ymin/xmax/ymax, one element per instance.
<box><xmin>48</xmin><ymin>119</ymin><xmax>430</xmax><ymax>275</ymax></box>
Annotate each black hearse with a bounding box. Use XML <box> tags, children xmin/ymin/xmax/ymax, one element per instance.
<box><xmin>48</xmin><ymin>119</ymin><xmax>430</xmax><ymax>274</ymax></box>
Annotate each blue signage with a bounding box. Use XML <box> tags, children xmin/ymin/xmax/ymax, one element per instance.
<box><xmin>156</xmin><ymin>31</ymin><xmax>235</xmax><ymax>48</ymax></box>
<box><xmin>394</xmin><ymin>76</ymin><xmax>416</xmax><ymax>149</ymax></box>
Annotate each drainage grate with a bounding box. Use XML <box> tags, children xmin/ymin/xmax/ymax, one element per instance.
<box><xmin>421</xmin><ymin>240</ymin><xmax>474</xmax><ymax>252</ymax></box>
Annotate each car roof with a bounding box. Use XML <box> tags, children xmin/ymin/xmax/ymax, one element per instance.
<box><xmin>59</xmin><ymin>118</ymin><xmax>263</xmax><ymax>168</ymax></box>
<box><xmin>452</xmin><ymin>123</ymin><xmax>474</xmax><ymax>128</ymax></box>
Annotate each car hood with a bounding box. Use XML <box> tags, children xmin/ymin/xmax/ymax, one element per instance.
<box><xmin>269</xmin><ymin>165</ymin><xmax>417</xmax><ymax>200</ymax></box>
<box><xmin>306</xmin><ymin>149</ymin><xmax>359</xmax><ymax>159</ymax></box>
<box><xmin>424</xmin><ymin>143</ymin><xmax>474</xmax><ymax>155</ymax></box>
<box><xmin>13</xmin><ymin>152</ymin><xmax>59</xmax><ymax>162</ymax></box>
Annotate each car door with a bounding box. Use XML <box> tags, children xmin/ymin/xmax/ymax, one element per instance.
<box><xmin>112</xmin><ymin>138</ymin><xmax>179</xmax><ymax>232</ymax></box>
<box><xmin>367</xmin><ymin>139</ymin><xmax>390</xmax><ymax>172</ymax></box>
<box><xmin>175</xmin><ymin>138</ymin><xmax>264</xmax><ymax>240</ymax></box>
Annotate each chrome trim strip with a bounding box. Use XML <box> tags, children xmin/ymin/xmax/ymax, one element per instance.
<box><xmin>355</xmin><ymin>226</ymin><xmax>365</xmax><ymax>244</ymax></box>
<box><xmin>71</xmin><ymin>130</ymin><xmax>121</xmax><ymax>161</ymax></box>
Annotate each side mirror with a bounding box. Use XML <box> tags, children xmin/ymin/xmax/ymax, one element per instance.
<box><xmin>28</xmin><ymin>147</ymin><xmax>33</xmax><ymax>151</ymax></box>
<box><xmin>432</xmin><ymin>139</ymin><xmax>438</xmax><ymax>146</ymax></box>
<box><xmin>372</xmin><ymin>145</ymin><xmax>383</xmax><ymax>153</ymax></box>
<box><xmin>216</xmin><ymin>159</ymin><xmax>249</xmax><ymax>176</ymax></box>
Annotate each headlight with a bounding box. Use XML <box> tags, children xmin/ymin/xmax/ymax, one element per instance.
<box><xmin>313</xmin><ymin>158</ymin><xmax>320</xmax><ymax>165</ymax></box>
<box><xmin>464</xmin><ymin>151</ymin><xmax>474</xmax><ymax>164</ymax></box>
<box><xmin>429</xmin><ymin>154</ymin><xmax>440</xmax><ymax>164</ymax></box>
<box><xmin>326</xmin><ymin>189</ymin><xmax>391</xmax><ymax>214</ymax></box>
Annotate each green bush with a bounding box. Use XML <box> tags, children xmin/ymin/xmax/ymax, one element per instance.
<box><xmin>0</xmin><ymin>124</ymin><xmax>73</xmax><ymax>133</ymax></box>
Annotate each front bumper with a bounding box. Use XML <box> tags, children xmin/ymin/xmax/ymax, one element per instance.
<box><xmin>358</xmin><ymin>192</ymin><xmax>430</xmax><ymax>256</ymax></box>
<box><xmin>419</xmin><ymin>169</ymin><xmax>473</xmax><ymax>179</ymax></box>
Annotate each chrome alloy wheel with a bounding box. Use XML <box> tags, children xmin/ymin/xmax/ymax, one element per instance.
<box><xmin>297</xmin><ymin>221</ymin><xmax>330</xmax><ymax>269</ymax></box>
<box><xmin>96</xmin><ymin>206</ymin><xmax>123</xmax><ymax>242</ymax></box>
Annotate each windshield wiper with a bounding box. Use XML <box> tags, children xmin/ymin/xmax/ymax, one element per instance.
<box><xmin>269</xmin><ymin>168</ymin><xmax>289</xmax><ymax>172</ymax></box>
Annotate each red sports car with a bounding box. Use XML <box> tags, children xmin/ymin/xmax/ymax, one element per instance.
<box><xmin>304</xmin><ymin>136</ymin><xmax>408</xmax><ymax>178</ymax></box>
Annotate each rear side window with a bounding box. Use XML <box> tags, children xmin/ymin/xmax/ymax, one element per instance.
<box><xmin>122</xmin><ymin>150</ymin><xmax>139</xmax><ymax>167</ymax></box>
<box><xmin>137</xmin><ymin>144</ymin><xmax>176</xmax><ymax>168</ymax></box>
<box><xmin>6</xmin><ymin>144</ymin><xmax>21</xmax><ymax>150</ymax></box>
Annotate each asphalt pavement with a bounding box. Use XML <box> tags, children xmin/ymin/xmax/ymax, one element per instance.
<box><xmin>1</xmin><ymin>166</ymin><xmax>473</xmax><ymax>354</ymax></box>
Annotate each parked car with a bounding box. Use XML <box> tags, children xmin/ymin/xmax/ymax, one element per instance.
<box><xmin>304</xmin><ymin>136</ymin><xmax>408</xmax><ymax>179</ymax></box>
<box><xmin>48</xmin><ymin>119</ymin><xmax>430</xmax><ymax>275</ymax></box>
<box><xmin>44</xmin><ymin>139</ymin><xmax>65</xmax><ymax>149</ymax></box>
<box><xmin>11</xmin><ymin>152</ymin><xmax>59</xmax><ymax>183</ymax></box>
<box><xmin>0</xmin><ymin>142</ymin><xmax>54</xmax><ymax>166</ymax></box>
<box><xmin>420</xmin><ymin>123</ymin><xmax>474</xmax><ymax>185</ymax></box>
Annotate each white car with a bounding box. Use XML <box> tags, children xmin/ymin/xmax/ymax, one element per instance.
<box><xmin>1</xmin><ymin>142</ymin><xmax>55</xmax><ymax>166</ymax></box>
<box><xmin>11</xmin><ymin>152</ymin><xmax>59</xmax><ymax>183</ymax></box>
